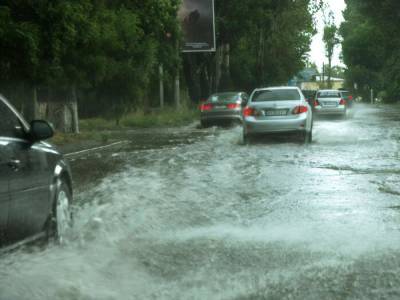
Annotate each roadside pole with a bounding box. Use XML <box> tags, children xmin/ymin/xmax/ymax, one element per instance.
<box><xmin>174</xmin><ymin>38</ymin><xmax>181</xmax><ymax>109</ymax></box>
<box><xmin>174</xmin><ymin>71</ymin><xmax>180</xmax><ymax>109</ymax></box>
<box><xmin>159</xmin><ymin>64</ymin><xmax>164</xmax><ymax>109</ymax></box>
<box><xmin>371</xmin><ymin>88</ymin><xmax>374</xmax><ymax>105</ymax></box>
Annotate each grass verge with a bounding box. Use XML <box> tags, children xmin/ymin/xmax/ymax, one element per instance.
<box><xmin>51</xmin><ymin>107</ymin><xmax>199</xmax><ymax>147</ymax></box>
<box><xmin>80</xmin><ymin>107</ymin><xmax>198</xmax><ymax>131</ymax></box>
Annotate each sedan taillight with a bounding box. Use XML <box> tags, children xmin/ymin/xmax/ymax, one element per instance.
<box><xmin>339</xmin><ymin>98</ymin><xmax>346</xmax><ymax>105</ymax></box>
<box><xmin>314</xmin><ymin>100</ymin><xmax>321</xmax><ymax>107</ymax></box>
<box><xmin>227</xmin><ymin>103</ymin><xmax>241</xmax><ymax>110</ymax></box>
<box><xmin>243</xmin><ymin>107</ymin><xmax>255</xmax><ymax>117</ymax></box>
<box><xmin>293</xmin><ymin>105</ymin><xmax>308</xmax><ymax>114</ymax></box>
<box><xmin>200</xmin><ymin>103</ymin><xmax>213</xmax><ymax>111</ymax></box>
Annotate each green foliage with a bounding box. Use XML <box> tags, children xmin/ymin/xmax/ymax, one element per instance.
<box><xmin>185</xmin><ymin>0</ymin><xmax>318</xmax><ymax>100</ymax></box>
<box><xmin>0</xmin><ymin>0</ymin><xmax>182</xmax><ymax>120</ymax></box>
<box><xmin>1</xmin><ymin>0</ymin><xmax>322</xmax><ymax>120</ymax></box>
<box><xmin>323</xmin><ymin>24</ymin><xmax>339</xmax><ymax>63</ymax></box>
<box><xmin>325</xmin><ymin>65</ymin><xmax>346</xmax><ymax>79</ymax></box>
<box><xmin>79</xmin><ymin>107</ymin><xmax>198</xmax><ymax>130</ymax></box>
<box><xmin>341</xmin><ymin>0</ymin><xmax>400</xmax><ymax>102</ymax></box>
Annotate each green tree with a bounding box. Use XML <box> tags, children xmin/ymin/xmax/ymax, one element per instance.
<box><xmin>0</xmin><ymin>0</ymin><xmax>182</xmax><ymax>127</ymax></box>
<box><xmin>323</xmin><ymin>13</ymin><xmax>340</xmax><ymax>88</ymax></box>
<box><xmin>341</xmin><ymin>0</ymin><xmax>400</xmax><ymax>102</ymax></box>
<box><xmin>184</xmin><ymin>0</ymin><xmax>319</xmax><ymax>102</ymax></box>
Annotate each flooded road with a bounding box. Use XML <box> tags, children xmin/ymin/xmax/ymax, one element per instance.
<box><xmin>1</xmin><ymin>104</ymin><xmax>400</xmax><ymax>299</ymax></box>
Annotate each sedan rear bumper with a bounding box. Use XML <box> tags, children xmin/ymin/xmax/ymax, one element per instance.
<box><xmin>244</xmin><ymin>114</ymin><xmax>308</xmax><ymax>134</ymax></box>
<box><xmin>315</xmin><ymin>105</ymin><xmax>346</xmax><ymax>115</ymax></box>
<box><xmin>201</xmin><ymin>111</ymin><xmax>242</xmax><ymax>122</ymax></box>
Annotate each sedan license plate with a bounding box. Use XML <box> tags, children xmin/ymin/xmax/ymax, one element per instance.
<box><xmin>323</xmin><ymin>102</ymin><xmax>337</xmax><ymax>106</ymax></box>
<box><xmin>265</xmin><ymin>109</ymin><xmax>288</xmax><ymax>116</ymax></box>
<box><xmin>215</xmin><ymin>105</ymin><xmax>226</xmax><ymax>109</ymax></box>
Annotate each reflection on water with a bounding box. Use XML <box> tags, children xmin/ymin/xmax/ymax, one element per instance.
<box><xmin>1</xmin><ymin>104</ymin><xmax>400</xmax><ymax>300</ymax></box>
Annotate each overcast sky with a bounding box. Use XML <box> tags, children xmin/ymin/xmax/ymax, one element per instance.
<box><xmin>309</xmin><ymin>0</ymin><xmax>346</xmax><ymax>70</ymax></box>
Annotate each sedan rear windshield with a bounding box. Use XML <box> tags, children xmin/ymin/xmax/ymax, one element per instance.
<box><xmin>252</xmin><ymin>89</ymin><xmax>300</xmax><ymax>102</ymax></box>
<box><xmin>317</xmin><ymin>91</ymin><xmax>341</xmax><ymax>98</ymax></box>
<box><xmin>209</xmin><ymin>93</ymin><xmax>239</xmax><ymax>102</ymax></box>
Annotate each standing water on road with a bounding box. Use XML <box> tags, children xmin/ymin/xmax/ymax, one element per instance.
<box><xmin>1</xmin><ymin>104</ymin><xmax>400</xmax><ymax>299</ymax></box>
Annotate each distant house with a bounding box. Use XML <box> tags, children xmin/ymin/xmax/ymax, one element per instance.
<box><xmin>289</xmin><ymin>68</ymin><xmax>345</xmax><ymax>90</ymax></box>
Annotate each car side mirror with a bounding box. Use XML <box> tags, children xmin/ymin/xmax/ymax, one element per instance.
<box><xmin>30</xmin><ymin>120</ymin><xmax>54</xmax><ymax>141</ymax></box>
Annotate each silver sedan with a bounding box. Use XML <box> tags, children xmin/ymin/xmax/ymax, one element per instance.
<box><xmin>314</xmin><ymin>89</ymin><xmax>347</xmax><ymax>117</ymax></box>
<box><xmin>200</xmin><ymin>92</ymin><xmax>248</xmax><ymax>127</ymax></box>
<box><xmin>242</xmin><ymin>87</ymin><xmax>313</xmax><ymax>143</ymax></box>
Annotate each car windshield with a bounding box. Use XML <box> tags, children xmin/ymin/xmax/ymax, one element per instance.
<box><xmin>208</xmin><ymin>93</ymin><xmax>239</xmax><ymax>102</ymax></box>
<box><xmin>317</xmin><ymin>91</ymin><xmax>341</xmax><ymax>98</ymax></box>
<box><xmin>252</xmin><ymin>89</ymin><xmax>300</xmax><ymax>102</ymax></box>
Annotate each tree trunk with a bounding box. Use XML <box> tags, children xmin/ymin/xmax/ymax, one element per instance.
<box><xmin>174</xmin><ymin>69</ymin><xmax>180</xmax><ymax>109</ymax></box>
<box><xmin>183</xmin><ymin>53</ymin><xmax>201</xmax><ymax>103</ymax></box>
<box><xmin>215</xmin><ymin>45</ymin><xmax>223</xmax><ymax>92</ymax></box>
<box><xmin>328</xmin><ymin>57</ymin><xmax>332</xmax><ymax>89</ymax></box>
<box><xmin>32</xmin><ymin>86</ymin><xmax>39</xmax><ymax>120</ymax></box>
<box><xmin>219</xmin><ymin>43</ymin><xmax>232</xmax><ymax>91</ymax></box>
<box><xmin>256</xmin><ymin>28</ymin><xmax>265</xmax><ymax>85</ymax></box>
<box><xmin>159</xmin><ymin>64</ymin><xmax>164</xmax><ymax>109</ymax></box>
<box><xmin>71</xmin><ymin>85</ymin><xmax>80</xmax><ymax>134</ymax></box>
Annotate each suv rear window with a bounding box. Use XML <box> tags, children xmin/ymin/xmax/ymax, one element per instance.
<box><xmin>317</xmin><ymin>91</ymin><xmax>341</xmax><ymax>98</ymax></box>
<box><xmin>252</xmin><ymin>89</ymin><xmax>300</xmax><ymax>102</ymax></box>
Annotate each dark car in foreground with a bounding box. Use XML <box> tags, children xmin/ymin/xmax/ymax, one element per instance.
<box><xmin>0</xmin><ymin>94</ymin><xmax>73</xmax><ymax>251</ymax></box>
<box><xmin>200</xmin><ymin>92</ymin><xmax>249</xmax><ymax>127</ymax></box>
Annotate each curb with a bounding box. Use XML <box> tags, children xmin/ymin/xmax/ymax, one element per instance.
<box><xmin>65</xmin><ymin>140</ymin><xmax>130</xmax><ymax>159</ymax></box>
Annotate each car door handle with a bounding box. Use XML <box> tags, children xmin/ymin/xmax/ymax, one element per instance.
<box><xmin>7</xmin><ymin>159</ymin><xmax>21</xmax><ymax>171</ymax></box>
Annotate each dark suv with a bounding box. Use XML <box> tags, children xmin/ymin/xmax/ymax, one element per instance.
<box><xmin>0</xmin><ymin>94</ymin><xmax>73</xmax><ymax>251</ymax></box>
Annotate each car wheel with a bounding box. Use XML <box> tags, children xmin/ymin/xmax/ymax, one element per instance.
<box><xmin>342</xmin><ymin>109</ymin><xmax>348</xmax><ymax>120</ymax></box>
<box><xmin>48</xmin><ymin>179</ymin><xmax>73</xmax><ymax>244</ymax></box>
<box><xmin>307</xmin><ymin>130</ymin><xmax>313</xmax><ymax>143</ymax></box>
<box><xmin>243</xmin><ymin>132</ymin><xmax>249</xmax><ymax>144</ymax></box>
<box><xmin>201</xmin><ymin>120</ymin><xmax>210</xmax><ymax>128</ymax></box>
<box><xmin>302</xmin><ymin>130</ymin><xmax>312</xmax><ymax>144</ymax></box>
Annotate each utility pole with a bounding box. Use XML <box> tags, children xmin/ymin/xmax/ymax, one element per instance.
<box><xmin>174</xmin><ymin>40</ymin><xmax>180</xmax><ymax>109</ymax></box>
<box><xmin>159</xmin><ymin>64</ymin><xmax>164</xmax><ymax>109</ymax></box>
<box><xmin>71</xmin><ymin>85</ymin><xmax>79</xmax><ymax>134</ymax></box>
<box><xmin>32</xmin><ymin>86</ymin><xmax>39</xmax><ymax>119</ymax></box>
<box><xmin>174</xmin><ymin>72</ymin><xmax>180</xmax><ymax>109</ymax></box>
<box><xmin>371</xmin><ymin>88</ymin><xmax>374</xmax><ymax>105</ymax></box>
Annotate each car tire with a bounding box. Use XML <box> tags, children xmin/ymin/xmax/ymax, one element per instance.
<box><xmin>201</xmin><ymin>120</ymin><xmax>210</xmax><ymax>128</ymax></box>
<box><xmin>243</xmin><ymin>133</ymin><xmax>254</xmax><ymax>145</ymax></box>
<box><xmin>341</xmin><ymin>109</ymin><xmax>348</xmax><ymax>120</ymax></box>
<box><xmin>307</xmin><ymin>130</ymin><xmax>313</xmax><ymax>143</ymax></box>
<box><xmin>243</xmin><ymin>132</ymin><xmax>251</xmax><ymax>144</ymax></box>
<box><xmin>47</xmin><ymin>179</ymin><xmax>73</xmax><ymax>244</ymax></box>
<box><xmin>302</xmin><ymin>130</ymin><xmax>312</xmax><ymax>144</ymax></box>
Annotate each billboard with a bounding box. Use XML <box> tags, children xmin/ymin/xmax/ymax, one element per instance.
<box><xmin>179</xmin><ymin>0</ymin><xmax>216</xmax><ymax>52</ymax></box>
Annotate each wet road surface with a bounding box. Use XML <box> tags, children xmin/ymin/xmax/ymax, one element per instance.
<box><xmin>1</xmin><ymin>104</ymin><xmax>400</xmax><ymax>299</ymax></box>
